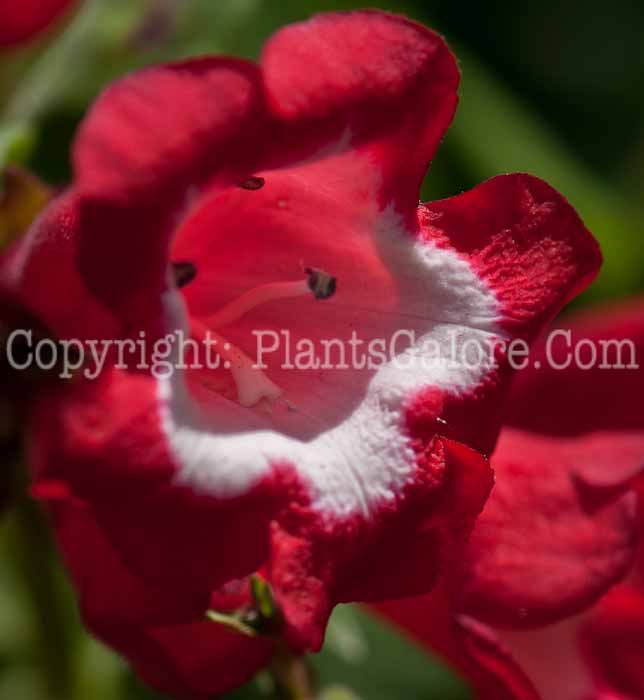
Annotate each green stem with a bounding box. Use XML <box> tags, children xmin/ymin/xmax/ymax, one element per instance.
<box><xmin>269</xmin><ymin>646</ymin><xmax>317</xmax><ymax>700</ymax></box>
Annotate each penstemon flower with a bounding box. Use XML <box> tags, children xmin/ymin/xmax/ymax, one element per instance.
<box><xmin>1</xmin><ymin>10</ymin><xmax>602</xmax><ymax>697</ymax></box>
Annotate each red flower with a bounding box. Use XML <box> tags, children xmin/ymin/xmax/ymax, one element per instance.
<box><xmin>375</xmin><ymin>298</ymin><xmax>644</xmax><ymax>700</ymax></box>
<box><xmin>0</xmin><ymin>0</ymin><xmax>76</xmax><ymax>48</ymax></box>
<box><xmin>1</xmin><ymin>10</ymin><xmax>602</xmax><ymax>696</ymax></box>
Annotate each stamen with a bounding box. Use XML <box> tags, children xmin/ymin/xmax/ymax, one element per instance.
<box><xmin>173</xmin><ymin>261</ymin><xmax>197</xmax><ymax>288</ymax></box>
<box><xmin>206</xmin><ymin>268</ymin><xmax>337</xmax><ymax>329</ymax></box>
<box><xmin>239</xmin><ymin>176</ymin><xmax>265</xmax><ymax>191</ymax></box>
<box><xmin>304</xmin><ymin>267</ymin><xmax>337</xmax><ymax>300</ymax></box>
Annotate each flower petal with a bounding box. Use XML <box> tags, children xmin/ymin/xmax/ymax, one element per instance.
<box><xmin>452</xmin><ymin>427</ymin><xmax>639</xmax><ymax>628</ymax></box>
<box><xmin>0</xmin><ymin>191</ymin><xmax>117</xmax><ymax>339</ymax></box>
<box><xmin>43</xmin><ymin>495</ymin><xmax>208</xmax><ymax>624</ymax></box>
<box><xmin>494</xmin><ymin>617</ymin><xmax>597</xmax><ymax>700</ymax></box>
<box><xmin>74</xmin><ymin>58</ymin><xmax>265</xmax><ymax>199</ymax></box>
<box><xmin>29</xmin><ymin>368</ymin><xmax>290</xmax><ymax>594</ymax></box>
<box><xmin>582</xmin><ymin>584</ymin><xmax>644</xmax><ymax>698</ymax></box>
<box><xmin>406</xmin><ymin>173</ymin><xmax>602</xmax><ymax>457</ymax></box>
<box><xmin>376</xmin><ymin>593</ymin><xmax>608</xmax><ymax>700</ymax></box>
<box><xmin>261</xmin><ymin>10</ymin><xmax>459</xmax><ymax>214</ymax></box>
<box><xmin>0</xmin><ymin>0</ymin><xmax>75</xmax><ymax>47</ymax></box>
<box><xmin>41</xmin><ymin>494</ymin><xmax>272</xmax><ymax>697</ymax></box>
<box><xmin>269</xmin><ymin>437</ymin><xmax>492</xmax><ymax>650</ymax></box>
<box><xmin>373</xmin><ymin>588</ymin><xmax>541</xmax><ymax>700</ymax></box>
<box><xmin>419</xmin><ymin>173</ymin><xmax>602</xmax><ymax>339</ymax></box>
<box><xmin>507</xmin><ymin>298</ymin><xmax>644</xmax><ymax>435</ymax></box>
<box><xmin>72</xmin><ymin>57</ymin><xmax>266</xmax><ymax>335</ymax></box>
<box><xmin>96</xmin><ymin>620</ymin><xmax>272</xmax><ymax>699</ymax></box>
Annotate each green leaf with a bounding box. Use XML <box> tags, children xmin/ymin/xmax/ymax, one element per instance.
<box><xmin>0</xmin><ymin>123</ymin><xmax>36</xmax><ymax>169</ymax></box>
<box><xmin>69</xmin><ymin>638</ymin><xmax>128</xmax><ymax>700</ymax></box>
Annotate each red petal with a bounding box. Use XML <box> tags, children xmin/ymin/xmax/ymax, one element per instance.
<box><xmin>29</xmin><ymin>368</ymin><xmax>289</xmax><ymax>595</ymax></box>
<box><xmin>420</xmin><ymin>173</ymin><xmax>602</xmax><ymax>339</ymax></box>
<box><xmin>262</xmin><ymin>10</ymin><xmax>459</xmax><ymax>214</ymax></box>
<box><xmin>582</xmin><ymin>584</ymin><xmax>644</xmax><ymax>698</ymax></box>
<box><xmin>0</xmin><ymin>191</ymin><xmax>118</xmax><ymax>339</ymax></box>
<box><xmin>71</xmin><ymin>58</ymin><xmax>266</xmax><ymax>335</ymax></box>
<box><xmin>48</xmin><ymin>498</ymin><xmax>272</xmax><ymax>697</ymax></box>
<box><xmin>405</xmin><ymin>173</ymin><xmax>602</xmax><ymax>459</ymax></box>
<box><xmin>507</xmin><ymin>298</ymin><xmax>644</xmax><ymax>435</ymax></box>
<box><xmin>373</xmin><ymin>588</ymin><xmax>541</xmax><ymax>700</ymax></box>
<box><xmin>100</xmin><ymin>620</ymin><xmax>272</xmax><ymax>699</ymax></box>
<box><xmin>46</xmin><ymin>497</ymin><xmax>208</xmax><ymax>625</ymax></box>
<box><xmin>74</xmin><ymin>58</ymin><xmax>265</xmax><ymax>200</ymax></box>
<box><xmin>269</xmin><ymin>437</ymin><xmax>492</xmax><ymax>650</ymax></box>
<box><xmin>458</xmin><ymin>616</ymin><xmax>542</xmax><ymax>700</ymax></box>
<box><xmin>375</xmin><ymin>592</ymin><xmax>609</xmax><ymax>700</ymax></box>
<box><xmin>0</xmin><ymin>0</ymin><xmax>75</xmax><ymax>47</ymax></box>
<box><xmin>452</xmin><ymin>428</ymin><xmax>638</xmax><ymax>628</ymax></box>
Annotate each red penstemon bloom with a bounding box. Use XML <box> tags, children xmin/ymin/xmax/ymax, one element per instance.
<box><xmin>0</xmin><ymin>0</ymin><xmax>76</xmax><ymax>48</ymax></box>
<box><xmin>1</xmin><ymin>10</ymin><xmax>602</xmax><ymax>697</ymax></box>
<box><xmin>375</xmin><ymin>299</ymin><xmax>644</xmax><ymax>700</ymax></box>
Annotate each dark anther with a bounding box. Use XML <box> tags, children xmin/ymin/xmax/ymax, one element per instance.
<box><xmin>239</xmin><ymin>176</ymin><xmax>265</xmax><ymax>191</ymax></box>
<box><xmin>305</xmin><ymin>267</ymin><xmax>337</xmax><ymax>300</ymax></box>
<box><xmin>173</xmin><ymin>261</ymin><xmax>197</xmax><ymax>288</ymax></box>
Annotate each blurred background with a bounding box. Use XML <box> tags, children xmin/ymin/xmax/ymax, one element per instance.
<box><xmin>0</xmin><ymin>0</ymin><xmax>643</xmax><ymax>698</ymax></box>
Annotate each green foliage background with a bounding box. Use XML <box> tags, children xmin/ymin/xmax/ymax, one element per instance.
<box><xmin>1</xmin><ymin>0</ymin><xmax>643</xmax><ymax>698</ymax></box>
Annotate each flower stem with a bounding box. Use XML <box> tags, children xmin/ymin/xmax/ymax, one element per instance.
<box><xmin>269</xmin><ymin>646</ymin><xmax>317</xmax><ymax>700</ymax></box>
